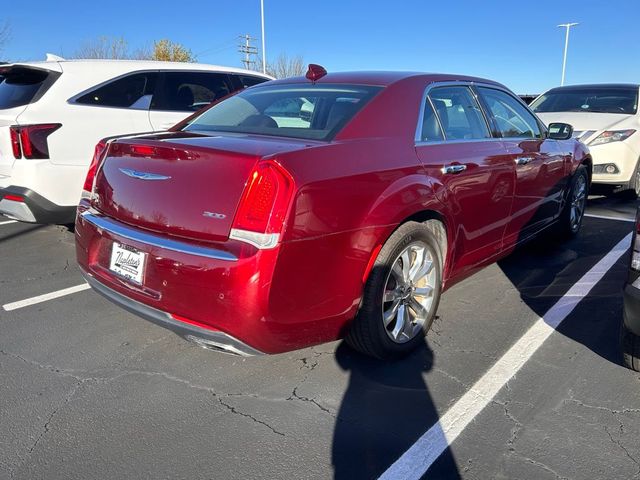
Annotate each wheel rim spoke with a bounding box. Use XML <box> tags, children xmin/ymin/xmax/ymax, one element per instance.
<box><xmin>413</xmin><ymin>286</ymin><xmax>433</xmax><ymax>297</ymax></box>
<box><xmin>408</xmin><ymin>296</ymin><xmax>428</xmax><ymax>320</ymax></box>
<box><xmin>408</xmin><ymin>246</ymin><xmax>425</xmax><ymax>280</ymax></box>
<box><xmin>391</xmin><ymin>304</ymin><xmax>408</xmax><ymax>339</ymax></box>
<box><xmin>383</xmin><ymin>299</ymin><xmax>401</xmax><ymax>327</ymax></box>
<box><xmin>411</xmin><ymin>259</ymin><xmax>433</xmax><ymax>283</ymax></box>
<box><xmin>383</xmin><ymin>289</ymin><xmax>400</xmax><ymax>303</ymax></box>
<box><xmin>400</xmin><ymin>250</ymin><xmax>412</xmax><ymax>282</ymax></box>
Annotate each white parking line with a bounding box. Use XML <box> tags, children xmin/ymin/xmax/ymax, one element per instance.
<box><xmin>584</xmin><ymin>213</ymin><xmax>635</xmax><ymax>223</ymax></box>
<box><xmin>2</xmin><ymin>283</ymin><xmax>90</xmax><ymax>312</ymax></box>
<box><xmin>0</xmin><ymin>220</ymin><xmax>17</xmax><ymax>226</ymax></box>
<box><xmin>379</xmin><ymin>232</ymin><xmax>632</xmax><ymax>480</ymax></box>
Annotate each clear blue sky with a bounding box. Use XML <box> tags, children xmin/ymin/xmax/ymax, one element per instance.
<box><xmin>2</xmin><ymin>0</ymin><xmax>638</xmax><ymax>94</ymax></box>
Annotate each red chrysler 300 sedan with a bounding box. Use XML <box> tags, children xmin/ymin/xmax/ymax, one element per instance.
<box><xmin>75</xmin><ymin>66</ymin><xmax>591</xmax><ymax>358</ymax></box>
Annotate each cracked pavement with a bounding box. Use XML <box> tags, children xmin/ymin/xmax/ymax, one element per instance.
<box><xmin>2</xmin><ymin>198</ymin><xmax>640</xmax><ymax>479</ymax></box>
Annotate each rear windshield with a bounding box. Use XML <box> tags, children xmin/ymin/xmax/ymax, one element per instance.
<box><xmin>531</xmin><ymin>87</ymin><xmax>639</xmax><ymax>114</ymax></box>
<box><xmin>0</xmin><ymin>67</ymin><xmax>58</xmax><ymax>109</ymax></box>
<box><xmin>182</xmin><ymin>84</ymin><xmax>382</xmax><ymax>141</ymax></box>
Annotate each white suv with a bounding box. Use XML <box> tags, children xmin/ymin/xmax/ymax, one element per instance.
<box><xmin>532</xmin><ymin>84</ymin><xmax>640</xmax><ymax>198</ymax></box>
<box><xmin>0</xmin><ymin>58</ymin><xmax>271</xmax><ymax>223</ymax></box>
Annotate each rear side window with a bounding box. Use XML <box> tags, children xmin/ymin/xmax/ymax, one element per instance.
<box><xmin>152</xmin><ymin>72</ymin><xmax>234</xmax><ymax>112</ymax></box>
<box><xmin>0</xmin><ymin>67</ymin><xmax>59</xmax><ymax>109</ymax></box>
<box><xmin>418</xmin><ymin>98</ymin><xmax>444</xmax><ymax>142</ymax></box>
<box><xmin>238</xmin><ymin>75</ymin><xmax>268</xmax><ymax>88</ymax></box>
<box><xmin>478</xmin><ymin>87</ymin><xmax>542</xmax><ymax>139</ymax></box>
<box><xmin>75</xmin><ymin>72</ymin><xmax>158</xmax><ymax>109</ymax></box>
<box><xmin>429</xmin><ymin>86</ymin><xmax>490</xmax><ymax>140</ymax></box>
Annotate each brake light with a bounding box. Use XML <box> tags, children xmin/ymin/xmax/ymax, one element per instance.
<box><xmin>230</xmin><ymin>161</ymin><xmax>295</xmax><ymax>249</ymax></box>
<box><xmin>9</xmin><ymin>128</ymin><xmax>21</xmax><ymax>158</ymax></box>
<box><xmin>82</xmin><ymin>140</ymin><xmax>109</xmax><ymax>199</ymax></box>
<box><xmin>3</xmin><ymin>194</ymin><xmax>24</xmax><ymax>202</ymax></box>
<box><xmin>9</xmin><ymin>124</ymin><xmax>61</xmax><ymax>159</ymax></box>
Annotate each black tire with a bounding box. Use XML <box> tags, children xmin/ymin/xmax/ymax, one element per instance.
<box><xmin>554</xmin><ymin>165</ymin><xmax>589</xmax><ymax>239</ymax></box>
<box><xmin>621</xmin><ymin>321</ymin><xmax>640</xmax><ymax>371</ymax></box>
<box><xmin>346</xmin><ymin>221</ymin><xmax>442</xmax><ymax>359</ymax></box>
<box><xmin>620</xmin><ymin>162</ymin><xmax>640</xmax><ymax>200</ymax></box>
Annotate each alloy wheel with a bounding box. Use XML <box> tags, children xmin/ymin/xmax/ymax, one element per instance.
<box><xmin>381</xmin><ymin>241</ymin><xmax>437</xmax><ymax>343</ymax></box>
<box><xmin>570</xmin><ymin>175</ymin><xmax>587</xmax><ymax>232</ymax></box>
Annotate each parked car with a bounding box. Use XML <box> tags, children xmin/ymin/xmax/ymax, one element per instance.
<box><xmin>0</xmin><ymin>57</ymin><xmax>271</xmax><ymax>224</ymax></box>
<box><xmin>622</xmin><ymin>207</ymin><xmax>640</xmax><ymax>371</ymax></box>
<box><xmin>75</xmin><ymin>66</ymin><xmax>591</xmax><ymax>359</ymax></box>
<box><xmin>531</xmin><ymin>84</ymin><xmax>640</xmax><ymax>198</ymax></box>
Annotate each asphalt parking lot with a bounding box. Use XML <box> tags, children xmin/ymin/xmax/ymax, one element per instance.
<box><xmin>1</xmin><ymin>197</ymin><xmax>640</xmax><ymax>480</ymax></box>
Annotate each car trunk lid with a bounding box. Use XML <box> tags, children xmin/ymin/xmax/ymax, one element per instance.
<box><xmin>93</xmin><ymin>132</ymin><xmax>311</xmax><ymax>242</ymax></box>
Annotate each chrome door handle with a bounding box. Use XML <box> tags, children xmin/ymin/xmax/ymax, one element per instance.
<box><xmin>515</xmin><ymin>156</ymin><xmax>534</xmax><ymax>165</ymax></box>
<box><xmin>442</xmin><ymin>164</ymin><xmax>467</xmax><ymax>174</ymax></box>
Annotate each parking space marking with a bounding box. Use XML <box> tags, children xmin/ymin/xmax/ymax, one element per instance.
<box><xmin>2</xmin><ymin>283</ymin><xmax>90</xmax><ymax>312</ymax></box>
<box><xmin>584</xmin><ymin>213</ymin><xmax>634</xmax><ymax>223</ymax></box>
<box><xmin>0</xmin><ymin>220</ymin><xmax>17</xmax><ymax>226</ymax></box>
<box><xmin>379</xmin><ymin>232</ymin><xmax>632</xmax><ymax>480</ymax></box>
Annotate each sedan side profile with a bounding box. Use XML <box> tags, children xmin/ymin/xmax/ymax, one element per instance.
<box><xmin>75</xmin><ymin>67</ymin><xmax>591</xmax><ymax>358</ymax></box>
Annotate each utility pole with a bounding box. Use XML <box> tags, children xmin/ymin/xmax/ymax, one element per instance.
<box><xmin>558</xmin><ymin>22</ymin><xmax>579</xmax><ymax>86</ymax></box>
<box><xmin>260</xmin><ymin>0</ymin><xmax>266</xmax><ymax>74</ymax></box>
<box><xmin>238</xmin><ymin>34</ymin><xmax>258</xmax><ymax>70</ymax></box>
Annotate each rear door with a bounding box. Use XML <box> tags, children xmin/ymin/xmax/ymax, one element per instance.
<box><xmin>149</xmin><ymin>71</ymin><xmax>236</xmax><ymax>130</ymax></box>
<box><xmin>415</xmin><ymin>84</ymin><xmax>515</xmax><ymax>274</ymax></box>
<box><xmin>476</xmin><ymin>86</ymin><xmax>567</xmax><ymax>245</ymax></box>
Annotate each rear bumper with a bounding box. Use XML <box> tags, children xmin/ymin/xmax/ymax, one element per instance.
<box><xmin>81</xmin><ymin>269</ymin><xmax>263</xmax><ymax>356</ymax></box>
<box><xmin>623</xmin><ymin>281</ymin><xmax>640</xmax><ymax>337</ymax></box>
<box><xmin>0</xmin><ymin>186</ymin><xmax>76</xmax><ymax>224</ymax></box>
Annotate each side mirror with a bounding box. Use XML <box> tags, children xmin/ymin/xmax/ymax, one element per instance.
<box><xmin>548</xmin><ymin>122</ymin><xmax>573</xmax><ymax>140</ymax></box>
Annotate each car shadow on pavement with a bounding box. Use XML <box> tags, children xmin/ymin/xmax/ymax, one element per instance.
<box><xmin>331</xmin><ymin>341</ymin><xmax>461</xmax><ymax>480</ymax></box>
<box><xmin>0</xmin><ymin>224</ymin><xmax>47</xmax><ymax>243</ymax></box>
<box><xmin>497</xmin><ymin>221</ymin><xmax>631</xmax><ymax>367</ymax></box>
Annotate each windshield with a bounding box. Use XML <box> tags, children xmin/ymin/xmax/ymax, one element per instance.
<box><xmin>0</xmin><ymin>67</ymin><xmax>56</xmax><ymax>109</ymax></box>
<box><xmin>182</xmin><ymin>84</ymin><xmax>382</xmax><ymax>141</ymax></box>
<box><xmin>530</xmin><ymin>87</ymin><xmax>639</xmax><ymax>114</ymax></box>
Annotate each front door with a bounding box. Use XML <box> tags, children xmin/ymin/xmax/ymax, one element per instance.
<box><xmin>476</xmin><ymin>87</ymin><xmax>567</xmax><ymax>245</ymax></box>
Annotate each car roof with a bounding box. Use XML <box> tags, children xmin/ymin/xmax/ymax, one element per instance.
<box><xmin>3</xmin><ymin>59</ymin><xmax>273</xmax><ymax>79</ymax></box>
<box><xmin>546</xmin><ymin>83</ymin><xmax>640</xmax><ymax>91</ymax></box>
<box><xmin>266</xmin><ymin>71</ymin><xmax>506</xmax><ymax>88</ymax></box>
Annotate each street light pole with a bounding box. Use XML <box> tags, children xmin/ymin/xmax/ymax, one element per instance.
<box><xmin>558</xmin><ymin>22</ymin><xmax>579</xmax><ymax>86</ymax></box>
<box><xmin>260</xmin><ymin>0</ymin><xmax>266</xmax><ymax>74</ymax></box>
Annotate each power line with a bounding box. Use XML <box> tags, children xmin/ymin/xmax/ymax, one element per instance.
<box><xmin>238</xmin><ymin>34</ymin><xmax>258</xmax><ymax>70</ymax></box>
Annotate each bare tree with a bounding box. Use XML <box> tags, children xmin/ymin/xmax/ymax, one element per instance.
<box><xmin>257</xmin><ymin>53</ymin><xmax>305</xmax><ymax>79</ymax></box>
<box><xmin>73</xmin><ymin>36</ymin><xmax>131</xmax><ymax>59</ymax></box>
<box><xmin>0</xmin><ymin>20</ymin><xmax>11</xmax><ymax>59</ymax></box>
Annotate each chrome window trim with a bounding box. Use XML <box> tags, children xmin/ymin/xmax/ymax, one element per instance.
<box><xmin>414</xmin><ymin>80</ymin><xmax>549</xmax><ymax>146</ymax></box>
<box><xmin>415</xmin><ymin>81</ymin><xmax>496</xmax><ymax>145</ymax></box>
<box><xmin>81</xmin><ymin>210</ymin><xmax>238</xmax><ymax>261</ymax></box>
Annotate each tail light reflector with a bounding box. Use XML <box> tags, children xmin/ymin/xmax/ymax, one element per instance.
<box><xmin>3</xmin><ymin>194</ymin><xmax>24</xmax><ymax>202</ymax></box>
<box><xmin>230</xmin><ymin>161</ymin><xmax>295</xmax><ymax>249</ymax></box>
<box><xmin>82</xmin><ymin>140</ymin><xmax>109</xmax><ymax>200</ymax></box>
<box><xmin>10</xmin><ymin>124</ymin><xmax>61</xmax><ymax>159</ymax></box>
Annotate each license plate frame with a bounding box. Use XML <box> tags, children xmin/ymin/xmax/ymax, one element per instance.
<box><xmin>109</xmin><ymin>242</ymin><xmax>147</xmax><ymax>285</ymax></box>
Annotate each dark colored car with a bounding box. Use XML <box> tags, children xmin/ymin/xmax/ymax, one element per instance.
<box><xmin>75</xmin><ymin>67</ymin><xmax>592</xmax><ymax>359</ymax></box>
<box><xmin>622</xmin><ymin>208</ymin><xmax>640</xmax><ymax>370</ymax></box>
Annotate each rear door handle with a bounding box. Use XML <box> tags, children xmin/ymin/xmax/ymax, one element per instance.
<box><xmin>442</xmin><ymin>164</ymin><xmax>467</xmax><ymax>175</ymax></box>
<box><xmin>515</xmin><ymin>156</ymin><xmax>534</xmax><ymax>165</ymax></box>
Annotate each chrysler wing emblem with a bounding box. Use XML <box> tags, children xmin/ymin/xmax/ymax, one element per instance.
<box><xmin>119</xmin><ymin>168</ymin><xmax>171</xmax><ymax>181</ymax></box>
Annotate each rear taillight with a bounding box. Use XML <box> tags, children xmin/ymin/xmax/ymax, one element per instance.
<box><xmin>81</xmin><ymin>140</ymin><xmax>109</xmax><ymax>200</ymax></box>
<box><xmin>9</xmin><ymin>128</ymin><xmax>21</xmax><ymax>158</ymax></box>
<box><xmin>10</xmin><ymin>124</ymin><xmax>61</xmax><ymax>159</ymax></box>
<box><xmin>230</xmin><ymin>161</ymin><xmax>295</xmax><ymax>249</ymax></box>
<box><xmin>632</xmin><ymin>211</ymin><xmax>640</xmax><ymax>271</ymax></box>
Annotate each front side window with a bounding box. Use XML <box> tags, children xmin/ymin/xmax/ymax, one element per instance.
<box><xmin>152</xmin><ymin>72</ymin><xmax>234</xmax><ymax>112</ymax></box>
<box><xmin>531</xmin><ymin>86</ymin><xmax>639</xmax><ymax>114</ymax></box>
<box><xmin>478</xmin><ymin>87</ymin><xmax>542</xmax><ymax>139</ymax></box>
<box><xmin>75</xmin><ymin>72</ymin><xmax>157</xmax><ymax>109</ymax></box>
<box><xmin>182</xmin><ymin>84</ymin><xmax>381</xmax><ymax>141</ymax></box>
<box><xmin>238</xmin><ymin>75</ymin><xmax>268</xmax><ymax>88</ymax></box>
<box><xmin>428</xmin><ymin>86</ymin><xmax>490</xmax><ymax>140</ymax></box>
